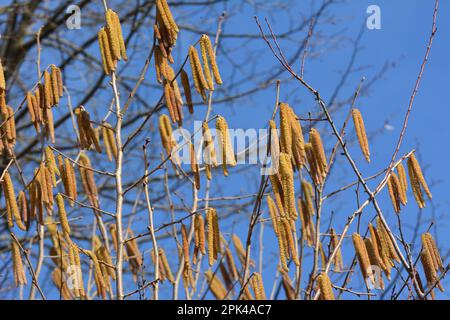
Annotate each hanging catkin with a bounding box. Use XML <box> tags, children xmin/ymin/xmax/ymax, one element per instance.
<box><xmin>189</xmin><ymin>46</ymin><xmax>207</xmax><ymax>101</ymax></box>
<box><xmin>299</xmin><ymin>199</ymin><xmax>315</xmax><ymax>247</ymax></box>
<box><xmin>102</xmin><ymin>122</ymin><xmax>117</xmax><ymax>162</ymax></box>
<box><xmin>317</xmin><ymin>273</ymin><xmax>335</xmax><ymax>300</ymax></box>
<box><xmin>352</xmin><ymin>233</ymin><xmax>372</xmax><ymax>282</ymax></box>
<box><xmin>368</xmin><ymin>223</ymin><xmax>392</xmax><ymax>279</ymax></box>
<box><xmin>269</xmin><ymin>174</ymin><xmax>285</xmax><ymax>218</ymax></box>
<box><xmin>190</xmin><ymin>143</ymin><xmax>200</xmax><ymax>190</ymax></box>
<box><xmin>195</xmin><ymin>214</ymin><xmax>206</xmax><ymax>255</ymax></box>
<box><xmin>397</xmin><ymin>162</ymin><xmax>408</xmax><ymax>204</ymax></box>
<box><xmin>267</xmin><ymin>195</ymin><xmax>280</xmax><ymax>235</ymax></box>
<box><xmin>75</xmin><ymin>106</ymin><xmax>101</xmax><ymax>153</ymax></box>
<box><xmin>309</xmin><ymin>128</ymin><xmax>327</xmax><ymax>177</ymax></box>
<box><xmin>206</xmin><ymin>208</ymin><xmax>220</xmax><ymax>266</ymax></box>
<box><xmin>3</xmin><ymin>172</ymin><xmax>26</xmax><ymax>230</ymax></box>
<box><xmin>276</xmin><ymin>217</ymin><xmax>289</xmax><ymax>272</ymax></box>
<box><xmin>11</xmin><ymin>238</ymin><xmax>27</xmax><ymax>287</ymax></box>
<box><xmin>352</xmin><ymin>108</ymin><xmax>370</xmax><ymax>162</ymax></box>
<box><xmin>250</xmin><ymin>272</ymin><xmax>266</xmax><ymax>300</ymax></box>
<box><xmin>56</xmin><ymin>193</ymin><xmax>71</xmax><ymax>238</ymax></box>
<box><xmin>98</xmin><ymin>27</ymin><xmax>115</xmax><ymax>74</ymax></box>
<box><xmin>422</xmin><ymin>233</ymin><xmax>444</xmax><ymax>273</ymax></box>
<box><xmin>387</xmin><ymin>173</ymin><xmax>402</xmax><ymax>213</ymax></box>
<box><xmin>200</xmin><ymin>34</ymin><xmax>222</xmax><ymax>85</ymax></box>
<box><xmin>205</xmin><ymin>271</ymin><xmax>227</xmax><ymax>300</ymax></box>
<box><xmin>364</xmin><ymin>238</ymin><xmax>386</xmax><ymax>290</ymax></box>
<box><xmin>376</xmin><ymin>217</ymin><xmax>400</xmax><ymax>264</ymax></box>
<box><xmin>180</xmin><ymin>69</ymin><xmax>193</xmax><ymax>114</ymax></box>
<box><xmin>329</xmin><ymin>228</ymin><xmax>343</xmax><ymax>272</ymax></box>
<box><xmin>78</xmin><ymin>153</ymin><xmax>99</xmax><ymax>208</ymax></box>
<box><xmin>202</xmin><ymin>121</ymin><xmax>217</xmax><ymax>180</ymax></box>
<box><xmin>279</xmin><ymin>152</ymin><xmax>297</xmax><ymax>220</ymax></box>
<box><xmin>216</xmin><ymin>116</ymin><xmax>236</xmax><ymax>176</ymax></box>
<box><xmin>407</xmin><ymin>153</ymin><xmax>432</xmax><ymax>209</ymax></box>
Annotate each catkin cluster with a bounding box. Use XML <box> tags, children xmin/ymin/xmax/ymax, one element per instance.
<box><xmin>25</xmin><ymin>65</ymin><xmax>63</xmax><ymax>141</ymax></box>
<box><xmin>279</xmin><ymin>103</ymin><xmax>305</xmax><ymax>170</ymax></box>
<box><xmin>75</xmin><ymin>106</ymin><xmax>101</xmax><ymax>152</ymax></box>
<box><xmin>98</xmin><ymin>9</ymin><xmax>127</xmax><ymax>75</ymax></box>
<box><xmin>188</xmin><ymin>35</ymin><xmax>222</xmax><ymax>103</ymax></box>
<box><xmin>420</xmin><ymin>232</ymin><xmax>444</xmax><ymax>298</ymax></box>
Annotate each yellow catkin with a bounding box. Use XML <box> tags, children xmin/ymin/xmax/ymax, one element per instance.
<box><xmin>56</xmin><ymin>193</ymin><xmax>71</xmax><ymax>238</ymax></box>
<box><xmin>352</xmin><ymin>233</ymin><xmax>371</xmax><ymax>281</ymax></box>
<box><xmin>181</xmin><ymin>69</ymin><xmax>193</xmax><ymax>114</ymax></box>
<box><xmin>279</xmin><ymin>153</ymin><xmax>297</xmax><ymax>220</ymax></box>
<box><xmin>164</xmin><ymin>80</ymin><xmax>178</xmax><ymax>123</ymax></box>
<box><xmin>45</xmin><ymin>146</ymin><xmax>59</xmax><ymax>186</ymax></box>
<box><xmin>205</xmin><ymin>271</ymin><xmax>227</xmax><ymax>300</ymax></box>
<box><xmin>190</xmin><ymin>143</ymin><xmax>200</xmax><ymax>190</ymax></box>
<box><xmin>408</xmin><ymin>153</ymin><xmax>432</xmax><ymax>201</ymax></box>
<box><xmin>387</xmin><ymin>173</ymin><xmax>402</xmax><ymax>213</ymax></box>
<box><xmin>106</xmin><ymin>9</ymin><xmax>121</xmax><ymax>61</ymax></box>
<box><xmin>195</xmin><ymin>214</ymin><xmax>206</xmax><ymax>255</ymax></box>
<box><xmin>232</xmin><ymin>234</ymin><xmax>248</xmax><ymax>267</ymax></box>
<box><xmin>64</xmin><ymin>158</ymin><xmax>77</xmax><ymax>205</ymax></box>
<box><xmin>368</xmin><ymin>223</ymin><xmax>391</xmax><ymax>278</ymax></box>
<box><xmin>200</xmin><ymin>35</ymin><xmax>214</xmax><ymax>91</ymax></box>
<box><xmin>281</xmin><ymin>218</ymin><xmax>299</xmax><ymax>265</ymax></box>
<box><xmin>0</xmin><ymin>60</ymin><xmax>5</xmax><ymax>91</ymax></box>
<box><xmin>86</xmin><ymin>250</ymin><xmax>107</xmax><ymax>298</ymax></box>
<box><xmin>165</xmin><ymin>65</ymin><xmax>184</xmax><ymax>109</ymax></box>
<box><xmin>50</xmin><ymin>65</ymin><xmax>61</xmax><ymax>105</ymax></box>
<box><xmin>279</xmin><ymin>103</ymin><xmax>292</xmax><ymax>156</ymax></box>
<box><xmin>276</xmin><ymin>218</ymin><xmax>289</xmax><ymax>272</ymax></box>
<box><xmin>376</xmin><ymin>217</ymin><xmax>400</xmax><ymax>264</ymax></box>
<box><xmin>201</xmin><ymin>34</ymin><xmax>222</xmax><ymax>85</ymax></box>
<box><xmin>202</xmin><ymin>121</ymin><xmax>217</xmax><ymax>180</ymax></box>
<box><xmin>26</xmin><ymin>92</ymin><xmax>36</xmax><ymax>123</ymax></box>
<box><xmin>181</xmin><ymin>224</ymin><xmax>190</xmax><ymax>266</ymax></box>
<box><xmin>301</xmin><ymin>180</ymin><xmax>315</xmax><ymax>216</ymax></box>
<box><xmin>289</xmin><ymin>107</ymin><xmax>306</xmax><ymax>169</ymax></box>
<box><xmin>299</xmin><ymin>199</ymin><xmax>315</xmax><ymax>246</ymax></box>
<box><xmin>11</xmin><ymin>239</ymin><xmax>27</xmax><ymax>287</ymax></box>
<box><xmin>43</xmin><ymin>71</ymin><xmax>53</xmax><ymax>108</ymax></box>
<box><xmin>422</xmin><ymin>233</ymin><xmax>444</xmax><ymax>273</ymax></box>
<box><xmin>18</xmin><ymin>191</ymin><xmax>29</xmax><ymax>231</ymax></box>
<box><xmin>102</xmin><ymin>122</ymin><xmax>117</xmax><ymax>161</ymax></box>
<box><xmin>112</xmin><ymin>11</ymin><xmax>127</xmax><ymax>61</ymax></box>
<box><xmin>78</xmin><ymin>153</ymin><xmax>98</xmax><ymax>207</ymax></box>
<box><xmin>2</xmin><ymin>172</ymin><xmax>22</xmax><ymax>229</ymax></box>
<box><xmin>207</xmin><ymin>208</ymin><xmax>217</xmax><ymax>266</ymax></box>
<box><xmin>309</xmin><ymin>128</ymin><xmax>327</xmax><ymax>177</ymax></box>
<box><xmin>269</xmin><ymin>174</ymin><xmax>285</xmax><ymax>217</ymax></box>
<box><xmin>364</xmin><ymin>238</ymin><xmax>386</xmax><ymax>285</ymax></box>
<box><xmin>352</xmin><ymin>108</ymin><xmax>370</xmax><ymax>162</ymax></box>
<box><xmin>158</xmin><ymin>248</ymin><xmax>174</xmax><ymax>283</ymax></box>
<box><xmin>189</xmin><ymin>46</ymin><xmax>208</xmax><ymax>94</ymax></box>
<box><xmin>267</xmin><ymin>195</ymin><xmax>280</xmax><ymax>235</ymax></box>
<box><xmin>421</xmin><ymin>248</ymin><xmax>442</xmax><ymax>294</ymax></box>
<box><xmin>397</xmin><ymin>162</ymin><xmax>408</xmax><ymax>204</ymax></box>
<box><xmin>250</xmin><ymin>272</ymin><xmax>266</xmax><ymax>300</ymax></box>
<box><xmin>317</xmin><ymin>273</ymin><xmax>334</xmax><ymax>300</ymax></box>
<box><xmin>329</xmin><ymin>228</ymin><xmax>343</xmax><ymax>271</ymax></box>
<box><xmin>98</xmin><ymin>27</ymin><xmax>115</xmax><ymax>74</ymax></box>
<box><xmin>216</xmin><ymin>116</ymin><xmax>236</xmax><ymax>176</ymax></box>
<box><xmin>305</xmin><ymin>142</ymin><xmax>322</xmax><ymax>186</ymax></box>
